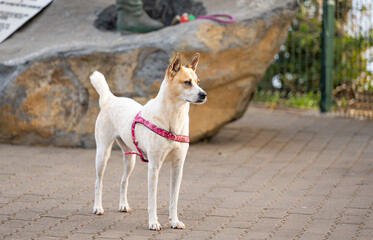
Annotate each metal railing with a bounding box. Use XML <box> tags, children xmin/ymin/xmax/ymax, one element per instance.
<box><xmin>256</xmin><ymin>0</ymin><xmax>373</xmax><ymax>119</ymax></box>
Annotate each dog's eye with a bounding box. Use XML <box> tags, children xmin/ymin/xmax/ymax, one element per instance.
<box><xmin>184</xmin><ymin>80</ymin><xmax>192</xmax><ymax>86</ymax></box>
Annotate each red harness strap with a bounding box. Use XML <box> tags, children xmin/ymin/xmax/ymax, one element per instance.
<box><xmin>124</xmin><ymin>111</ymin><xmax>189</xmax><ymax>162</ymax></box>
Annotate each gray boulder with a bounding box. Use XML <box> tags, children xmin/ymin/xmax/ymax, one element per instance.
<box><xmin>0</xmin><ymin>0</ymin><xmax>298</xmax><ymax>147</ymax></box>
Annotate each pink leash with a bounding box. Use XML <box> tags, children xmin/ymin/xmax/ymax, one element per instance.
<box><xmin>124</xmin><ymin>111</ymin><xmax>190</xmax><ymax>163</ymax></box>
<box><xmin>196</xmin><ymin>14</ymin><xmax>235</xmax><ymax>23</ymax></box>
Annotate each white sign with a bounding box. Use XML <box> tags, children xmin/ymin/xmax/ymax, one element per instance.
<box><xmin>0</xmin><ymin>0</ymin><xmax>53</xmax><ymax>43</ymax></box>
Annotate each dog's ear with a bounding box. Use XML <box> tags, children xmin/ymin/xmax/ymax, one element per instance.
<box><xmin>185</xmin><ymin>53</ymin><xmax>200</xmax><ymax>72</ymax></box>
<box><xmin>169</xmin><ymin>53</ymin><xmax>182</xmax><ymax>76</ymax></box>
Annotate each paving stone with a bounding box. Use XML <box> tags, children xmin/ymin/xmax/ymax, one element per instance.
<box><xmin>207</xmin><ymin>207</ymin><xmax>235</xmax><ymax>217</ymax></box>
<box><xmin>240</xmin><ymin>230</ymin><xmax>270</xmax><ymax>239</ymax></box>
<box><xmin>0</xmin><ymin>107</ymin><xmax>372</xmax><ymax>239</ymax></box>
<box><xmin>358</xmin><ymin>228</ymin><xmax>373</xmax><ymax>240</ymax></box>
<box><xmin>349</xmin><ymin>196</ymin><xmax>373</xmax><ymax>209</ymax></box>
<box><xmin>296</xmin><ymin>232</ymin><xmax>325</xmax><ymax>240</ymax></box>
<box><xmin>210</xmin><ymin>227</ymin><xmax>244</xmax><ymax>240</ymax></box>
<box><xmin>226</xmin><ymin>221</ymin><xmax>255</xmax><ymax>229</ymax></box>
<box><xmin>249</xmin><ymin>217</ymin><xmax>281</xmax><ymax>233</ymax></box>
<box><xmin>327</xmin><ymin>223</ymin><xmax>359</xmax><ymax>240</ymax></box>
<box><xmin>271</xmin><ymin>213</ymin><xmax>310</xmax><ymax>238</ymax></box>
<box><xmin>0</xmin><ymin>219</ymin><xmax>29</xmax><ymax>236</ymax></box>
<box><xmin>151</xmin><ymin>231</ymin><xmax>184</xmax><ymax>240</ymax></box>
<box><xmin>338</xmin><ymin>214</ymin><xmax>364</xmax><ymax>225</ymax></box>
<box><xmin>65</xmin><ymin>232</ymin><xmax>98</xmax><ymax>240</ymax></box>
<box><xmin>233</xmin><ymin>208</ymin><xmax>261</xmax><ymax>222</ymax></box>
<box><xmin>291</xmin><ymin>195</ymin><xmax>326</xmax><ymax>215</ymax></box>
<box><xmin>182</xmin><ymin>230</ymin><xmax>211</xmax><ymax>239</ymax></box>
<box><xmin>260</xmin><ymin>208</ymin><xmax>287</xmax><ymax>219</ymax></box>
<box><xmin>302</xmin><ymin>218</ymin><xmax>334</xmax><ymax>235</ymax></box>
<box><xmin>11</xmin><ymin>210</ymin><xmax>45</xmax><ymax>221</ymax></box>
<box><xmin>195</xmin><ymin>216</ymin><xmax>229</xmax><ymax>231</ymax></box>
<box><xmin>35</xmin><ymin>236</ymin><xmax>62</xmax><ymax>240</ymax></box>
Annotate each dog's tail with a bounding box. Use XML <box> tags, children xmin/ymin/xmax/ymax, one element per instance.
<box><xmin>90</xmin><ymin>71</ymin><xmax>113</xmax><ymax>108</ymax></box>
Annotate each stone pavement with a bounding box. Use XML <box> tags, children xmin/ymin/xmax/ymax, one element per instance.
<box><xmin>1</xmin><ymin>106</ymin><xmax>372</xmax><ymax>240</ymax></box>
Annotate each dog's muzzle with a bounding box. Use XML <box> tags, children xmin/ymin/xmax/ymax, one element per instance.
<box><xmin>196</xmin><ymin>91</ymin><xmax>207</xmax><ymax>103</ymax></box>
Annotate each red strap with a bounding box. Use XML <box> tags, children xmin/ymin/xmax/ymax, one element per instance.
<box><xmin>124</xmin><ymin>111</ymin><xmax>189</xmax><ymax>162</ymax></box>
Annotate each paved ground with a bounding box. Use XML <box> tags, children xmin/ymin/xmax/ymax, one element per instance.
<box><xmin>1</xmin><ymin>106</ymin><xmax>372</xmax><ymax>240</ymax></box>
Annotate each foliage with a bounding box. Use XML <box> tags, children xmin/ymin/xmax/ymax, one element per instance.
<box><xmin>257</xmin><ymin>0</ymin><xmax>373</xmax><ymax>97</ymax></box>
<box><xmin>254</xmin><ymin>91</ymin><xmax>321</xmax><ymax>109</ymax></box>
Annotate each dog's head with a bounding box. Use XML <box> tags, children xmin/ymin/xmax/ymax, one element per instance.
<box><xmin>165</xmin><ymin>53</ymin><xmax>207</xmax><ymax>104</ymax></box>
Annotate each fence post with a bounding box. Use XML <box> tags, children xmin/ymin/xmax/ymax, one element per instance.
<box><xmin>320</xmin><ymin>0</ymin><xmax>335</xmax><ymax>113</ymax></box>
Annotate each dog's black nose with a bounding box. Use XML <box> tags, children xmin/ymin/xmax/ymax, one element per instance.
<box><xmin>198</xmin><ymin>91</ymin><xmax>207</xmax><ymax>100</ymax></box>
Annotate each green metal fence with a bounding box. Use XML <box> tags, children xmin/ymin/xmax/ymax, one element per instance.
<box><xmin>256</xmin><ymin>0</ymin><xmax>373</xmax><ymax>119</ymax></box>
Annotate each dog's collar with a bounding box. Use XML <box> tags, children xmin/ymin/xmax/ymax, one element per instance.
<box><xmin>124</xmin><ymin>111</ymin><xmax>189</xmax><ymax>162</ymax></box>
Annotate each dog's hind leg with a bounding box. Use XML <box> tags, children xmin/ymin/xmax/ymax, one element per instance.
<box><xmin>116</xmin><ymin>138</ymin><xmax>136</xmax><ymax>212</ymax></box>
<box><xmin>93</xmin><ymin>127</ymin><xmax>115</xmax><ymax>215</ymax></box>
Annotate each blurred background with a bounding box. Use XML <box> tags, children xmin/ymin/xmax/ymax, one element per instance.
<box><xmin>255</xmin><ymin>0</ymin><xmax>373</xmax><ymax>119</ymax></box>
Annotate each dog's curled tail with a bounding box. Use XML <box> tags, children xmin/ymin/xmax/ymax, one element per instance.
<box><xmin>90</xmin><ymin>71</ymin><xmax>113</xmax><ymax>108</ymax></box>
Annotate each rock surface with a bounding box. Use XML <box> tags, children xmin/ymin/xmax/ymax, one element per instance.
<box><xmin>0</xmin><ymin>0</ymin><xmax>298</xmax><ymax>148</ymax></box>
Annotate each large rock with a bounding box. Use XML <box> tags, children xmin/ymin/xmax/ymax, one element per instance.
<box><xmin>0</xmin><ymin>0</ymin><xmax>298</xmax><ymax>147</ymax></box>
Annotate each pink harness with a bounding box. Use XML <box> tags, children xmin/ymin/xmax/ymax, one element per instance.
<box><xmin>124</xmin><ymin>111</ymin><xmax>190</xmax><ymax>162</ymax></box>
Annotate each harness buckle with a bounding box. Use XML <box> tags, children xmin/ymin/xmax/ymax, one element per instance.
<box><xmin>171</xmin><ymin>132</ymin><xmax>177</xmax><ymax>142</ymax></box>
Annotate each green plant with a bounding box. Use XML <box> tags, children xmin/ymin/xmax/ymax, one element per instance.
<box><xmin>254</xmin><ymin>91</ymin><xmax>320</xmax><ymax>109</ymax></box>
<box><xmin>258</xmin><ymin>0</ymin><xmax>373</xmax><ymax>96</ymax></box>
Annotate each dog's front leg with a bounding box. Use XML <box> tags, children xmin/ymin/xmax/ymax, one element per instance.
<box><xmin>148</xmin><ymin>161</ymin><xmax>163</xmax><ymax>230</ymax></box>
<box><xmin>169</xmin><ymin>150</ymin><xmax>186</xmax><ymax>229</ymax></box>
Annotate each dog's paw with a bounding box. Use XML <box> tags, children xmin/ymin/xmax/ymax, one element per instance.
<box><xmin>170</xmin><ymin>220</ymin><xmax>185</xmax><ymax>229</ymax></box>
<box><xmin>119</xmin><ymin>204</ymin><xmax>131</xmax><ymax>212</ymax></box>
<box><xmin>149</xmin><ymin>221</ymin><xmax>162</xmax><ymax>231</ymax></box>
<box><xmin>93</xmin><ymin>206</ymin><xmax>104</xmax><ymax>215</ymax></box>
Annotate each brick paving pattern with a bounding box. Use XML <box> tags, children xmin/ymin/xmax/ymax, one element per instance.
<box><xmin>1</xmin><ymin>106</ymin><xmax>372</xmax><ymax>240</ymax></box>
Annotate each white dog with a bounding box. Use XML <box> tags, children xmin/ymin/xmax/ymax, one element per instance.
<box><xmin>90</xmin><ymin>53</ymin><xmax>206</xmax><ymax>230</ymax></box>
